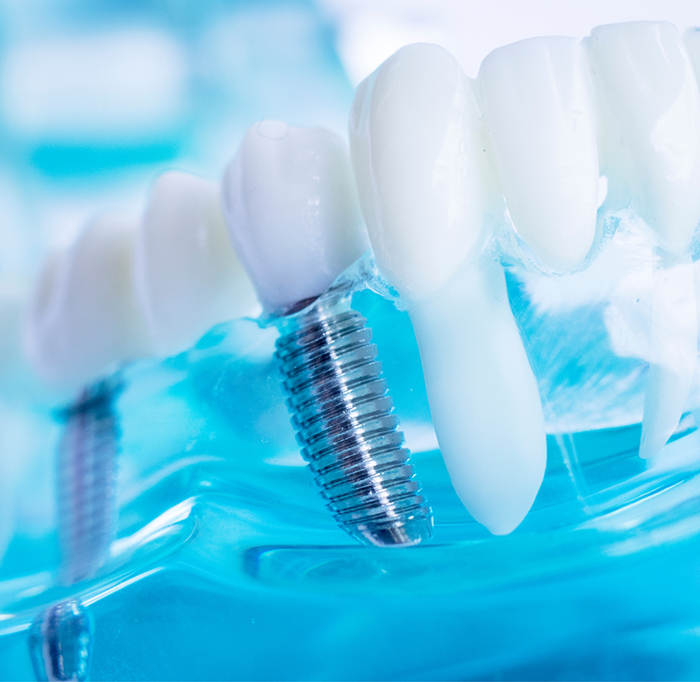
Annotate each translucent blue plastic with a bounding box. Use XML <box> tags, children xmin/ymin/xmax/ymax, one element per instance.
<box><xmin>3</xmin><ymin>269</ymin><xmax>700</xmax><ymax>680</ymax></box>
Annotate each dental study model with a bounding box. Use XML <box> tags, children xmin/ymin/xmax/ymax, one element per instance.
<box><xmin>25</xmin><ymin>213</ymin><xmax>148</xmax><ymax>682</ymax></box>
<box><xmin>23</xmin><ymin>172</ymin><xmax>257</xmax><ymax>680</ymax></box>
<box><xmin>350</xmin><ymin>21</ymin><xmax>700</xmax><ymax>534</ymax></box>
<box><xmin>350</xmin><ymin>43</ymin><xmax>548</xmax><ymax>535</ymax></box>
<box><xmin>222</xmin><ymin>120</ymin><xmax>434</xmax><ymax>546</ymax></box>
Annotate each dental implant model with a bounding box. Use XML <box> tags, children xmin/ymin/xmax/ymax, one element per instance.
<box><xmin>24</xmin><ymin>172</ymin><xmax>258</xmax><ymax>680</ymax></box>
<box><xmin>222</xmin><ymin>120</ymin><xmax>433</xmax><ymax>547</ymax></box>
<box><xmin>350</xmin><ymin>43</ymin><xmax>550</xmax><ymax>535</ymax></box>
<box><xmin>25</xmin><ymin>212</ymin><xmax>152</xmax><ymax>681</ymax></box>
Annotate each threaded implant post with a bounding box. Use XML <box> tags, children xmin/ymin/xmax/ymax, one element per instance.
<box><xmin>57</xmin><ymin>378</ymin><xmax>121</xmax><ymax>585</ymax></box>
<box><xmin>275</xmin><ymin>291</ymin><xmax>433</xmax><ymax>547</ymax></box>
<box><xmin>29</xmin><ymin>379</ymin><xmax>121</xmax><ymax>681</ymax></box>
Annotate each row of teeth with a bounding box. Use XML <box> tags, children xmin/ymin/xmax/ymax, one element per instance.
<box><xmin>23</xmin><ymin>20</ymin><xmax>700</xmax><ymax>535</ymax></box>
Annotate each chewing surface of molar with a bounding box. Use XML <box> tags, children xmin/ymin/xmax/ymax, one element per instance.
<box><xmin>221</xmin><ymin>120</ymin><xmax>367</xmax><ymax>313</ymax></box>
<box><xmin>478</xmin><ymin>37</ymin><xmax>599</xmax><ymax>273</ymax></box>
<box><xmin>587</xmin><ymin>22</ymin><xmax>700</xmax><ymax>459</ymax></box>
<box><xmin>350</xmin><ymin>43</ymin><xmax>546</xmax><ymax>535</ymax></box>
<box><xmin>134</xmin><ymin>171</ymin><xmax>259</xmax><ymax>357</ymax></box>
<box><xmin>24</xmin><ymin>214</ymin><xmax>153</xmax><ymax>389</ymax></box>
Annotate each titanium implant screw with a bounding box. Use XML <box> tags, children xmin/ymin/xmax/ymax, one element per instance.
<box><xmin>275</xmin><ymin>290</ymin><xmax>433</xmax><ymax>547</ymax></box>
<box><xmin>29</xmin><ymin>378</ymin><xmax>121</xmax><ymax>681</ymax></box>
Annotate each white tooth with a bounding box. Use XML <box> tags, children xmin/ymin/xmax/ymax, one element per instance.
<box><xmin>24</xmin><ymin>214</ymin><xmax>153</xmax><ymax>389</ymax></box>
<box><xmin>587</xmin><ymin>22</ymin><xmax>700</xmax><ymax>251</ymax></box>
<box><xmin>479</xmin><ymin>37</ymin><xmax>599</xmax><ymax>272</ymax></box>
<box><xmin>350</xmin><ymin>43</ymin><xmax>546</xmax><ymax>535</ymax></box>
<box><xmin>134</xmin><ymin>171</ymin><xmax>259</xmax><ymax>357</ymax></box>
<box><xmin>587</xmin><ymin>22</ymin><xmax>700</xmax><ymax>459</ymax></box>
<box><xmin>221</xmin><ymin>121</ymin><xmax>368</xmax><ymax>313</ymax></box>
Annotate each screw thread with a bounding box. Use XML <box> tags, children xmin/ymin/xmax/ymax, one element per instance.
<box><xmin>57</xmin><ymin>379</ymin><xmax>120</xmax><ymax>585</ymax></box>
<box><xmin>275</xmin><ymin>293</ymin><xmax>433</xmax><ymax>547</ymax></box>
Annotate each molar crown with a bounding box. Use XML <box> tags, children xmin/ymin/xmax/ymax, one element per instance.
<box><xmin>134</xmin><ymin>170</ymin><xmax>258</xmax><ymax>357</ymax></box>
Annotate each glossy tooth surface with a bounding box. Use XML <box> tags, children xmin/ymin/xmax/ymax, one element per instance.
<box><xmin>134</xmin><ymin>171</ymin><xmax>259</xmax><ymax>357</ymax></box>
<box><xmin>479</xmin><ymin>37</ymin><xmax>599</xmax><ymax>272</ymax></box>
<box><xmin>350</xmin><ymin>43</ymin><xmax>546</xmax><ymax>534</ymax></box>
<box><xmin>350</xmin><ymin>43</ymin><xmax>486</xmax><ymax>300</ymax></box>
<box><xmin>24</xmin><ymin>214</ymin><xmax>152</xmax><ymax>388</ymax></box>
<box><xmin>221</xmin><ymin>121</ymin><xmax>367</xmax><ymax>313</ymax></box>
<box><xmin>588</xmin><ymin>22</ymin><xmax>700</xmax><ymax>459</ymax></box>
<box><xmin>587</xmin><ymin>21</ymin><xmax>700</xmax><ymax>251</ymax></box>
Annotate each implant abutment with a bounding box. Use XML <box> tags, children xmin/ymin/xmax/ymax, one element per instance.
<box><xmin>275</xmin><ymin>290</ymin><xmax>433</xmax><ymax>547</ymax></box>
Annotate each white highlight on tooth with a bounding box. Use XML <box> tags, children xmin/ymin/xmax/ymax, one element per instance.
<box><xmin>24</xmin><ymin>214</ymin><xmax>153</xmax><ymax>388</ymax></box>
<box><xmin>350</xmin><ymin>43</ymin><xmax>546</xmax><ymax>534</ymax></box>
<box><xmin>221</xmin><ymin>120</ymin><xmax>367</xmax><ymax>313</ymax></box>
<box><xmin>587</xmin><ymin>21</ymin><xmax>700</xmax><ymax>252</ymax></box>
<box><xmin>350</xmin><ymin>43</ymin><xmax>488</xmax><ymax>299</ymax></box>
<box><xmin>479</xmin><ymin>37</ymin><xmax>599</xmax><ymax>272</ymax></box>
<box><xmin>134</xmin><ymin>171</ymin><xmax>259</xmax><ymax>357</ymax></box>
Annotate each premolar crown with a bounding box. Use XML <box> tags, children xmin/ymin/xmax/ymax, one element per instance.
<box><xmin>134</xmin><ymin>170</ymin><xmax>259</xmax><ymax>357</ymax></box>
<box><xmin>222</xmin><ymin>121</ymin><xmax>433</xmax><ymax>546</ymax></box>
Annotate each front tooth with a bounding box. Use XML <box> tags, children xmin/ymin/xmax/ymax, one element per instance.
<box><xmin>24</xmin><ymin>214</ymin><xmax>153</xmax><ymax>389</ymax></box>
<box><xmin>588</xmin><ymin>22</ymin><xmax>700</xmax><ymax>459</ymax></box>
<box><xmin>350</xmin><ymin>43</ymin><xmax>547</xmax><ymax>534</ymax></box>
<box><xmin>134</xmin><ymin>171</ymin><xmax>259</xmax><ymax>357</ymax></box>
<box><xmin>479</xmin><ymin>37</ymin><xmax>599</xmax><ymax>272</ymax></box>
<box><xmin>587</xmin><ymin>21</ymin><xmax>700</xmax><ymax>251</ymax></box>
<box><xmin>221</xmin><ymin>121</ymin><xmax>367</xmax><ymax>313</ymax></box>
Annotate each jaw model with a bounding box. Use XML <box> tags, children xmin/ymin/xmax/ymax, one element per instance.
<box><xmin>18</xmin><ymin>20</ymin><xmax>700</xmax><ymax>541</ymax></box>
<box><xmin>350</xmin><ymin>22</ymin><xmax>700</xmax><ymax>534</ymax></box>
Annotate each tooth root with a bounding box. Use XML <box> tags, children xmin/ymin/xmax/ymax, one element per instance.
<box><xmin>640</xmin><ymin>252</ymin><xmax>698</xmax><ymax>459</ymax></box>
<box><xmin>134</xmin><ymin>171</ymin><xmax>259</xmax><ymax>357</ymax></box>
<box><xmin>349</xmin><ymin>43</ymin><xmax>546</xmax><ymax>534</ymax></box>
<box><xmin>587</xmin><ymin>21</ymin><xmax>700</xmax><ymax>252</ymax></box>
<box><xmin>410</xmin><ymin>258</ymin><xmax>546</xmax><ymax>534</ymax></box>
<box><xmin>24</xmin><ymin>214</ymin><xmax>152</xmax><ymax>388</ymax></box>
<box><xmin>479</xmin><ymin>37</ymin><xmax>599</xmax><ymax>273</ymax></box>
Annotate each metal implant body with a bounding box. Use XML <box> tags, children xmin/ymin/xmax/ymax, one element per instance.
<box><xmin>29</xmin><ymin>378</ymin><xmax>121</xmax><ymax>681</ymax></box>
<box><xmin>58</xmin><ymin>378</ymin><xmax>121</xmax><ymax>585</ymax></box>
<box><xmin>275</xmin><ymin>289</ymin><xmax>433</xmax><ymax>547</ymax></box>
<box><xmin>29</xmin><ymin>600</ymin><xmax>93</xmax><ymax>682</ymax></box>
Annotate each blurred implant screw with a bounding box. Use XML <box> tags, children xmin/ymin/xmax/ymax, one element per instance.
<box><xmin>29</xmin><ymin>599</ymin><xmax>93</xmax><ymax>682</ymax></box>
<box><xmin>275</xmin><ymin>290</ymin><xmax>433</xmax><ymax>547</ymax></box>
<box><xmin>29</xmin><ymin>377</ymin><xmax>122</xmax><ymax>681</ymax></box>
<box><xmin>57</xmin><ymin>378</ymin><xmax>121</xmax><ymax>585</ymax></box>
